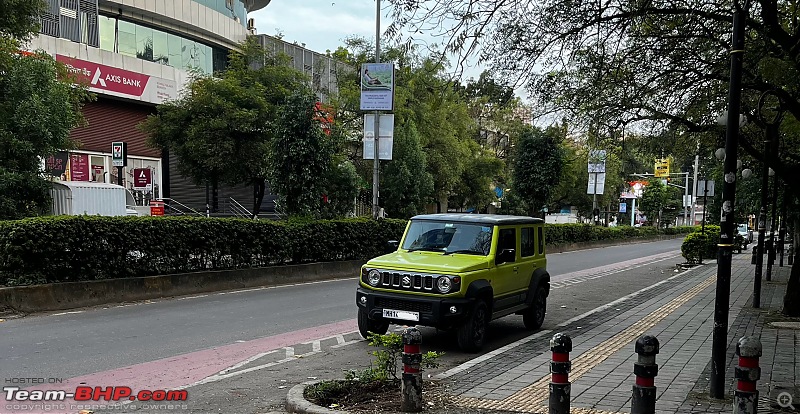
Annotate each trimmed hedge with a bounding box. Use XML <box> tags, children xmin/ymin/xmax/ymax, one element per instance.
<box><xmin>0</xmin><ymin>216</ymin><xmax>407</xmax><ymax>287</ymax></box>
<box><xmin>545</xmin><ymin>224</ymin><xmax>694</xmax><ymax>246</ymax></box>
<box><xmin>0</xmin><ymin>217</ymin><xmax>692</xmax><ymax>287</ymax></box>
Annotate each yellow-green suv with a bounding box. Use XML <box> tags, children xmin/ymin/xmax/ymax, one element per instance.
<box><xmin>355</xmin><ymin>214</ymin><xmax>550</xmax><ymax>352</ymax></box>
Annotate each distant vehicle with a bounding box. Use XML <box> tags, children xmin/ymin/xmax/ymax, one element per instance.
<box><xmin>737</xmin><ymin>224</ymin><xmax>752</xmax><ymax>243</ymax></box>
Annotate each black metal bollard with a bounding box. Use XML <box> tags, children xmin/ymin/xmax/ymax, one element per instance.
<box><xmin>751</xmin><ymin>246</ymin><xmax>758</xmax><ymax>265</ymax></box>
<box><xmin>401</xmin><ymin>327</ymin><xmax>423</xmax><ymax>412</ymax></box>
<box><xmin>631</xmin><ymin>335</ymin><xmax>659</xmax><ymax>414</ymax></box>
<box><xmin>733</xmin><ymin>336</ymin><xmax>762</xmax><ymax>414</ymax></box>
<box><xmin>549</xmin><ymin>333</ymin><xmax>572</xmax><ymax>414</ymax></box>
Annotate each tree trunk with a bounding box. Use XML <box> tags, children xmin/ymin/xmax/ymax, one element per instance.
<box><xmin>438</xmin><ymin>195</ymin><xmax>448</xmax><ymax>214</ymax></box>
<box><xmin>783</xmin><ymin>218</ymin><xmax>800</xmax><ymax>316</ymax></box>
<box><xmin>253</xmin><ymin>179</ymin><xmax>265</xmax><ymax>218</ymax></box>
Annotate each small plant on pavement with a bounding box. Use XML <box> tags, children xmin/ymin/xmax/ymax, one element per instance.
<box><xmin>305</xmin><ymin>332</ymin><xmax>444</xmax><ymax>410</ymax></box>
<box><xmin>345</xmin><ymin>332</ymin><xmax>443</xmax><ymax>382</ymax></box>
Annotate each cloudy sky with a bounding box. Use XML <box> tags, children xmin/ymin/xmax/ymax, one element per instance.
<box><xmin>248</xmin><ymin>1</ymin><xmax>489</xmax><ymax>85</ymax></box>
<box><xmin>250</xmin><ymin>1</ymin><xmax>385</xmax><ymax>54</ymax></box>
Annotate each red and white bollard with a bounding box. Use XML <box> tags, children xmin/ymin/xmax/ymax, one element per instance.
<box><xmin>401</xmin><ymin>327</ymin><xmax>423</xmax><ymax>412</ymax></box>
<box><xmin>734</xmin><ymin>336</ymin><xmax>762</xmax><ymax>414</ymax></box>
<box><xmin>632</xmin><ymin>335</ymin><xmax>659</xmax><ymax>414</ymax></box>
<box><xmin>549</xmin><ymin>333</ymin><xmax>572</xmax><ymax>414</ymax></box>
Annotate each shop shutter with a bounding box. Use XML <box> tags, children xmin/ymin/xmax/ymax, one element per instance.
<box><xmin>69</xmin><ymin>98</ymin><xmax>159</xmax><ymax>158</ymax></box>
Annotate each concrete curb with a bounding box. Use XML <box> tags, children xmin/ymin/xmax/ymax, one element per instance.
<box><xmin>548</xmin><ymin>234</ymin><xmax>685</xmax><ymax>253</ymax></box>
<box><xmin>0</xmin><ymin>260</ymin><xmax>364</xmax><ymax>314</ymax></box>
<box><xmin>286</xmin><ymin>380</ymin><xmax>349</xmax><ymax>414</ymax></box>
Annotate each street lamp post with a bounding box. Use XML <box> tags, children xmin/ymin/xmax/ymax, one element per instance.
<box><xmin>709</xmin><ymin>1</ymin><xmax>748</xmax><ymax>399</ymax></box>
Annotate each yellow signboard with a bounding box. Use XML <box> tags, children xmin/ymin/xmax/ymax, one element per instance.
<box><xmin>654</xmin><ymin>158</ymin><xmax>670</xmax><ymax>178</ymax></box>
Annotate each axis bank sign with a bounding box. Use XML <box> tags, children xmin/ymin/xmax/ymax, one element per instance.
<box><xmin>56</xmin><ymin>55</ymin><xmax>177</xmax><ymax>104</ymax></box>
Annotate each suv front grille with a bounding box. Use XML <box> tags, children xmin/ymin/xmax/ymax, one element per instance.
<box><xmin>375</xmin><ymin>298</ymin><xmax>433</xmax><ymax>313</ymax></box>
<box><xmin>381</xmin><ymin>271</ymin><xmax>434</xmax><ymax>291</ymax></box>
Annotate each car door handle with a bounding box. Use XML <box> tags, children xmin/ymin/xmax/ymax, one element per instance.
<box><xmin>513</xmin><ymin>266</ymin><xmax>519</xmax><ymax>272</ymax></box>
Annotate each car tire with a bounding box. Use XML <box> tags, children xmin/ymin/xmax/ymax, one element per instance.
<box><xmin>357</xmin><ymin>308</ymin><xmax>389</xmax><ymax>339</ymax></box>
<box><xmin>523</xmin><ymin>287</ymin><xmax>547</xmax><ymax>330</ymax></box>
<box><xmin>457</xmin><ymin>300</ymin><xmax>488</xmax><ymax>353</ymax></box>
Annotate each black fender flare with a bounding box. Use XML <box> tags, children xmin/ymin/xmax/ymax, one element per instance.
<box><xmin>525</xmin><ymin>268</ymin><xmax>551</xmax><ymax>306</ymax></box>
<box><xmin>466</xmin><ymin>280</ymin><xmax>493</xmax><ymax>314</ymax></box>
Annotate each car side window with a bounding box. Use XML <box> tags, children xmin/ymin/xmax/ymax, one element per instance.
<box><xmin>538</xmin><ymin>226</ymin><xmax>545</xmax><ymax>255</ymax></box>
<box><xmin>498</xmin><ymin>228</ymin><xmax>516</xmax><ymax>256</ymax></box>
<box><xmin>521</xmin><ymin>227</ymin><xmax>535</xmax><ymax>257</ymax></box>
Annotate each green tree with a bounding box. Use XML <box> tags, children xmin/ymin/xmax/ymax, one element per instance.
<box><xmin>329</xmin><ymin>38</ymin><xmax>477</xmax><ymax>214</ymax></box>
<box><xmin>450</xmin><ymin>141</ymin><xmax>504</xmax><ymax>212</ymax></box>
<box><xmin>0</xmin><ymin>1</ymin><xmax>92</xmax><ymax>219</ymax></box>
<box><xmin>512</xmin><ymin>126</ymin><xmax>565</xmax><ymax>216</ymax></box>
<box><xmin>142</xmin><ymin>38</ymin><xmax>314</xmax><ymax>216</ymax></box>
<box><xmin>640</xmin><ymin>180</ymin><xmax>681</xmax><ymax>228</ymax></box>
<box><xmin>270</xmin><ymin>90</ymin><xmax>337</xmax><ymax>216</ymax></box>
<box><xmin>381</xmin><ymin>120</ymin><xmax>434</xmax><ymax>218</ymax></box>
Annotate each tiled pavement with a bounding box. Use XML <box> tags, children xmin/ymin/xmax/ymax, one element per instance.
<box><xmin>438</xmin><ymin>253</ymin><xmax>799</xmax><ymax>413</ymax></box>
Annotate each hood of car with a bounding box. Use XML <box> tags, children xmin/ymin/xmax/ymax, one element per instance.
<box><xmin>366</xmin><ymin>251</ymin><xmax>490</xmax><ymax>274</ymax></box>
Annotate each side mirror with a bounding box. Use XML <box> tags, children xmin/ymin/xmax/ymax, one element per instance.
<box><xmin>386</xmin><ymin>240</ymin><xmax>399</xmax><ymax>253</ymax></box>
<box><xmin>496</xmin><ymin>248</ymin><xmax>516</xmax><ymax>265</ymax></box>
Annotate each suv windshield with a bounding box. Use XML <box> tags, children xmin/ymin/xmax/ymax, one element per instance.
<box><xmin>402</xmin><ymin>221</ymin><xmax>493</xmax><ymax>255</ymax></box>
<box><xmin>738</xmin><ymin>224</ymin><xmax>748</xmax><ymax>233</ymax></box>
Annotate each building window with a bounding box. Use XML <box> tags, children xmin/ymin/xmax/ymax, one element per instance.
<box><xmin>97</xmin><ymin>15</ymin><xmax>225</xmax><ymax>74</ymax></box>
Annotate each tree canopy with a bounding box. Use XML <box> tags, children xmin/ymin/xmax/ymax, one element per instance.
<box><xmin>0</xmin><ymin>0</ymin><xmax>92</xmax><ymax>219</ymax></box>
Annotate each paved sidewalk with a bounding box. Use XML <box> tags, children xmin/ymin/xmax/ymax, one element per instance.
<box><xmin>438</xmin><ymin>253</ymin><xmax>799</xmax><ymax>413</ymax></box>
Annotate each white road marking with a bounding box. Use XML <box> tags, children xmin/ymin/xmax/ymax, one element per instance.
<box><xmin>177</xmin><ymin>294</ymin><xmax>208</xmax><ymax>300</ymax></box>
<box><xmin>51</xmin><ymin>311</ymin><xmax>84</xmax><ymax>316</ymax></box>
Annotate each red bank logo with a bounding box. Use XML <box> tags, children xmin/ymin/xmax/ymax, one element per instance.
<box><xmin>56</xmin><ymin>55</ymin><xmax>149</xmax><ymax>97</ymax></box>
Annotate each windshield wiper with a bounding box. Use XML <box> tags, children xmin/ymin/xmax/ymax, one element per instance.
<box><xmin>443</xmin><ymin>249</ymin><xmax>484</xmax><ymax>255</ymax></box>
<box><xmin>406</xmin><ymin>247</ymin><xmax>444</xmax><ymax>253</ymax></box>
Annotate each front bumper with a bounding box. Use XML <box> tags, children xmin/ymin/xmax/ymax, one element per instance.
<box><xmin>355</xmin><ymin>287</ymin><xmax>473</xmax><ymax>329</ymax></box>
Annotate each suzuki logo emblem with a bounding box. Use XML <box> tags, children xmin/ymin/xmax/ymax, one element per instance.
<box><xmin>401</xmin><ymin>275</ymin><xmax>411</xmax><ymax>288</ymax></box>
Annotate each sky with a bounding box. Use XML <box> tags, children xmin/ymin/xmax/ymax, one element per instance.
<box><xmin>251</xmin><ymin>1</ymin><xmax>383</xmax><ymax>55</ymax></box>
<box><xmin>248</xmin><ymin>0</ymin><xmax>489</xmax><ymax>86</ymax></box>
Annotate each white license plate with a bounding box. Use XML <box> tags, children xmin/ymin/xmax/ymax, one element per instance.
<box><xmin>382</xmin><ymin>308</ymin><xmax>419</xmax><ymax>321</ymax></box>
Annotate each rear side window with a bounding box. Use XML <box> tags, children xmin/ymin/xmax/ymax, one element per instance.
<box><xmin>538</xmin><ymin>226</ymin><xmax>545</xmax><ymax>255</ymax></box>
<box><xmin>521</xmin><ymin>227</ymin><xmax>535</xmax><ymax>257</ymax></box>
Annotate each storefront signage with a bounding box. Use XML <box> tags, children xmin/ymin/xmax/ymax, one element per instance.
<box><xmin>112</xmin><ymin>142</ymin><xmax>127</xmax><ymax>167</ymax></box>
<box><xmin>45</xmin><ymin>151</ymin><xmax>69</xmax><ymax>177</ymax></box>
<box><xmin>133</xmin><ymin>168</ymin><xmax>152</xmax><ymax>191</ymax></box>
<box><xmin>56</xmin><ymin>55</ymin><xmax>177</xmax><ymax>104</ymax></box>
<box><xmin>69</xmin><ymin>153</ymin><xmax>90</xmax><ymax>181</ymax></box>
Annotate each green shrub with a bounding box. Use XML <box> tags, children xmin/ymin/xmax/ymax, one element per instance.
<box><xmin>680</xmin><ymin>226</ymin><xmax>721</xmax><ymax>264</ymax></box>
<box><xmin>0</xmin><ymin>216</ymin><xmax>406</xmax><ymax>286</ymax></box>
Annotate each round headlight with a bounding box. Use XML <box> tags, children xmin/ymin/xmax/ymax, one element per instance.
<box><xmin>436</xmin><ymin>276</ymin><xmax>452</xmax><ymax>293</ymax></box>
<box><xmin>368</xmin><ymin>269</ymin><xmax>382</xmax><ymax>286</ymax></box>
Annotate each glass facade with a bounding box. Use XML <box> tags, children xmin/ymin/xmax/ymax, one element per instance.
<box><xmin>99</xmin><ymin>15</ymin><xmax>228</xmax><ymax>74</ymax></box>
<box><xmin>192</xmin><ymin>0</ymin><xmax>247</xmax><ymax>27</ymax></box>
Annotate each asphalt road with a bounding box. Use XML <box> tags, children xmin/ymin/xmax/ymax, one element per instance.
<box><xmin>0</xmin><ymin>238</ymin><xmax>683</xmax><ymax>383</ymax></box>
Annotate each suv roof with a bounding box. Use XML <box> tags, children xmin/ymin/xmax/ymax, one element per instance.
<box><xmin>410</xmin><ymin>213</ymin><xmax>544</xmax><ymax>226</ymax></box>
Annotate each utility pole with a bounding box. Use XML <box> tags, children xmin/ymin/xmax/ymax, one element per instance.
<box><xmin>372</xmin><ymin>0</ymin><xmax>381</xmax><ymax>219</ymax></box>
<box><xmin>690</xmin><ymin>153</ymin><xmax>699</xmax><ymax>226</ymax></box>
<box><xmin>710</xmin><ymin>2</ymin><xmax>748</xmax><ymax>399</ymax></box>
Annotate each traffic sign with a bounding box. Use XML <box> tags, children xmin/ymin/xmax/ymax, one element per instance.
<box><xmin>654</xmin><ymin>158</ymin><xmax>670</xmax><ymax>177</ymax></box>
